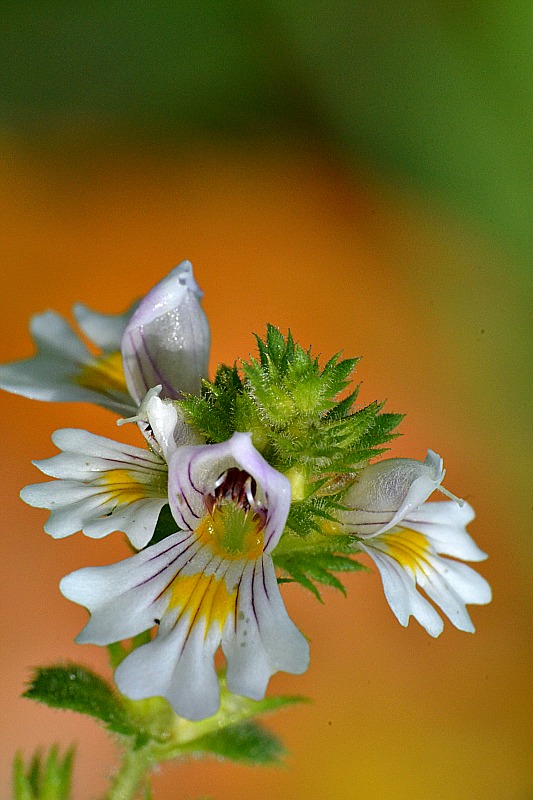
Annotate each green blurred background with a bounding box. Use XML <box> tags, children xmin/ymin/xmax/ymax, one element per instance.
<box><xmin>0</xmin><ymin>3</ymin><xmax>531</xmax><ymax>798</ymax></box>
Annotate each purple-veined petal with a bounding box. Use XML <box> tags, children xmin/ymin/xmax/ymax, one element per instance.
<box><xmin>222</xmin><ymin>555</ymin><xmax>310</xmax><ymax>700</ymax></box>
<box><xmin>116</xmin><ymin>614</ymin><xmax>222</xmax><ymax>720</ymax></box>
<box><xmin>22</xmin><ymin>428</ymin><xmax>168</xmax><ymax>548</ymax></box>
<box><xmin>340</xmin><ymin>450</ymin><xmax>444</xmax><ymax>537</ymax></box>
<box><xmin>61</xmin><ymin>529</ymin><xmax>308</xmax><ymax>720</ymax></box>
<box><xmin>361</xmin><ymin>520</ymin><xmax>491</xmax><ymax>636</ymax></box>
<box><xmin>60</xmin><ymin>530</ymin><xmax>200</xmax><ymax>644</ymax></box>
<box><xmin>167</xmin><ymin>432</ymin><xmax>291</xmax><ymax>551</ymax></box>
<box><xmin>359</xmin><ymin>542</ymin><xmax>445</xmax><ymax>637</ymax></box>
<box><xmin>121</xmin><ymin>261</ymin><xmax>210</xmax><ymax>404</ymax></box>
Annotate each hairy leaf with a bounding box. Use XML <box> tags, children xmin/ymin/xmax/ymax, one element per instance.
<box><xmin>181</xmin><ymin>720</ymin><xmax>286</xmax><ymax>765</ymax></box>
<box><xmin>23</xmin><ymin>665</ymin><xmax>146</xmax><ymax>742</ymax></box>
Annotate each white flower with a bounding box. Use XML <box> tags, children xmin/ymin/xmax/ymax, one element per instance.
<box><xmin>339</xmin><ymin>451</ymin><xmax>491</xmax><ymax>636</ymax></box>
<box><xmin>60</xmin><ymin>433</ymin><xmax>309</xmax><ymax>721</ymax></box>
<box><xmin>0</xmin><ymin>261</ymin><xmax>210</xmax><ymax>414</ymax></box>
<box><xmin>20</xmin><ymin>397</ymin><xmax>192</xmax><ymax>550</ymax></box>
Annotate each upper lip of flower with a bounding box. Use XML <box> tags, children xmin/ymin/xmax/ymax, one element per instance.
<box><xmin>121</xmin><ymin>260</ymin><xmax>211</xmax><ymax>405</ymax></box>
<box><xmin>339</xmin><ymin>449</ymin><xmax>447</xmax><ymax>538</ymax></box>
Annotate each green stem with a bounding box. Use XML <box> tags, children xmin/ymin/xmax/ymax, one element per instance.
<box><xmin>104</xmin><ymin>745</ymin><xmax>153</xmax><ymax>800</ymax></box>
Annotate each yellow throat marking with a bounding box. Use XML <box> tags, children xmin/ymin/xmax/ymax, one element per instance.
<box><xmin>95</xmin><ymin>468</ymin><xmax>162</xmax><ymax>505</ymax></box>
<box><xmin>379</xmin><ymin>528</ymin><xmax>431</xmax><ymax>573</ymax></box>
<box><xmin>76</xmin><ymin>351</ymin><xmax>128</xmax><ymax>396</ymax></box>
<box><xmin>166</xmin><ymin>571</ymin><xmax>237</xmax><ymax>634</ymax></box>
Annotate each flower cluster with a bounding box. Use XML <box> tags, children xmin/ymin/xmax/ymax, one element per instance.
<box><xmin>1</xmin><ymin>261</ymin><xmax>491</xmax><ymax>721</ymax></box>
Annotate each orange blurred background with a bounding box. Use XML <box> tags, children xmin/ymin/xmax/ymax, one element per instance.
<box><xmin>0</xmin><ymin>138</ymin><xmax>531</xmax><ymax>799</ymax></box>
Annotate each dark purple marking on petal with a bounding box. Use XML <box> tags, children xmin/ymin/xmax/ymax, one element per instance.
<box><xmin>233</xmin><ymin>572</ymin><xmax>244</xmax><ymax>633</ymax></box>
<box><xmin>173</xmin><ymin>470</ymin><xmax>200</xmax><ymax>523</ymax></box>
<box><xmin>141</xmin><ymin>334</ymin><xmax>179</xmax><ymax>399</ymax></box>
<box><xmin>127</xmin><ymin>331</ymin><xmax>151</xmax><ymax>396</ymax></box>
<box><xmin>261</xmin><ymin>555</ymin><xmax>269</xmax><ymax>600</ymax></box>
<box><xmin>187</xmin><ymin>458</ymin><xmax>203</xmax><ymax>495</ymax></box>
<box><xmin>145</xmin><ymin>531</ymin><xmax>196</xmax><ymax>564</ymax></box>
<box><xmin>250</xmin><ymin>561</ymin><xmax>260</xmax><ymax>627</ymax></box>
<box><xmin>135</xmin><ymin>537</ymin><xmax>202</xmax><ymax>592</ymax></box>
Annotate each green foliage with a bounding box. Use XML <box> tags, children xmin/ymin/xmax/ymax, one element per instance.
<box><xmin>172</xmin><ymin>687</ymin><xmax>306</xmax><ymax>766</ymax></box>
<box><xmin>274</xmin><ymin>533</ymin><xmax>367</xmax><ymax>601</ymax></box>
<box><xmin>181</xmin><ymin>720</ymin><xmax>285</xmax><ymax>765</ymax></box>
<box><xmin>23</xmin><ymin>665</ymin><xmax>146</xmax><ymax>744</ymax></box>
<box><xmin>22</xmin><ymin>665</ymin><xmax>306</xmax><ymax>772</ymax></box>
<box><xmin>180</xmin><ymin>326</ymin><xmax>401</xmax><ymax>599</ymax></box>
<box><xmin>12</xmin><ymin>746</ymin><xmax>74</xmax><ymax>800</ymax></box>
<box><xmin>143</xmin><ymin>504</ymin><xmax>179</xmax><ymax>549</ymax></box>
<box><xmin>181</xmin><ymin>325</ymin><xmax>402</xmax><ymax>477</ymax></box>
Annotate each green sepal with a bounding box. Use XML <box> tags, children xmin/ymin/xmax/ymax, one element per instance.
<box><xmin>12</xmin><ymin>746</ymin><xmax>75</xmax><ymax>800</ymax></box>
<box><xmin>180</xmin><ymin>720</ymin><xmax>286</xmax><ymax>765</ymax></box>
<box><xmin>23</xmin><ymin>665</ymin><xmax>148</xmax><ymax>744</ymax></box>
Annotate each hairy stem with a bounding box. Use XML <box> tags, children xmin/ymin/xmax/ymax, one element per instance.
<box><xmin>104</xmin><ymin>745</ymin><xmax>153</xmax><ymax>800</ymax></box>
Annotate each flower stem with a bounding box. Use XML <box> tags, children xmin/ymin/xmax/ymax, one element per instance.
<box><xmin>104</xmin><ymin>745</ymin><xmax>153</xmax><ymax>800</ymax></box>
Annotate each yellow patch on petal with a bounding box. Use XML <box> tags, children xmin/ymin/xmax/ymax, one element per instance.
<box><xmin>94</xmin><ymin>468</ymin><xmax>163</xmax><ymax>504</ymax></box>
<box><xmin>196</xmin><ymin>505</ymin><xmax>264</xmax><ymax>560</ymax></box>
<box><xmin>166</xmin><ymin>571</ymin><xmax>237</xmax><ymax>634</ymax></box>
<box><xmin>379</xmin><ymin>528</ymin><xmax>431</xmax><ymax>573</ymax></box>
<box><xmin>75</xmin><ymin>351</ymin><xmax>128</xmax><ymax>396</ymax></box>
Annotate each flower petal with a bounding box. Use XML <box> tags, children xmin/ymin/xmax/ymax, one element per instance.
<box><xmin>22</xmin><ymin>428</ymin><xmax>168</xmax><ymax>548</ymax></box>
<box><xmin>361</xmin><ymin>520</ymin><xmax>491</xmax><ymax>636</ymax></box>
<box><xmin>167</xmin><ymin>432</ymin><xmax>291</xmax><ymax>551</ymax></box>
<box><xmin>222</xmin><ymin>555</ymin><xmax>310</xmax><ymax>700</ymax></box>
<box><xmin>340</xmin><ymin>450</ymin><xmax>444</xmax><ymax>537</ymax></box>
<box><xmin>72</xmin><ymin>302</ymin><xmax>137</xmax><ymax>352</ymax></box>
<box><xmin>0</xmin><ymin>311</ymin><xmax>136</xmax><ymax>414</ymax></box>
<box><xmin>144</xmin><ymin>394</ymin><xmax>203</xmax><ymax>461</ymax></box>
<box><xmin>359</xmin><ymin>542</ymin><xmax>445</xmax><ymax>636</ymax></box>
<box><xmin>115</xmin><ymin>616</ymin><xmax>221</xmax><ymax>720</ymax></box>
<box><xmin>121</xmin><ymin>261</ymin><xmax>210</xmax><ymax>404</ymax></box>
<box><xmin>405</xmin><ymin>501</ymin><xmax>487</xmax><ymax>561</ymax></box>
<box><xmin>60</xmin><ymin>531</ymin><xmax>199</xmax><ymax>644</ymax></box>
<box><xmin>61</xmin><ymin>528</ymin><xmax>308</xmax><ymax>720</ymax></box>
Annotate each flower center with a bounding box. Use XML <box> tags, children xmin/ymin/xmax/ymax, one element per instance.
<box><xmin>198</xmin><ymin>468</ymin><xmax>266</xmax><ymax>560</ymax></box>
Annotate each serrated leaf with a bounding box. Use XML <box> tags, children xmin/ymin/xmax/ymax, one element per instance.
<box><xmin>181</xmin><ymin>720</ymin><xmax>286</xmax><ymax>765</ymax></box>
<box><xmin>23</xmin><ymin>665</ymin><xmax>145</xmax><ymax>742</ymax></box>
<box><xmin>274</xmin><ymin>542</ymin><xmax>366</xmax><ymax>601</ymax></box>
